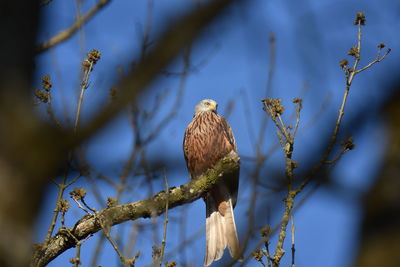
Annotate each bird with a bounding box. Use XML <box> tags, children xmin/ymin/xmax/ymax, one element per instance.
<box><xmin>183</xmin><ymin>99</ymin><xmax>240</xmax><ymax>266</ymax></box>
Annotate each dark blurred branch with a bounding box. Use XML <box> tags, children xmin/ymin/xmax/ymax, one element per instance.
<box><xmin>240</xmin><ymin>33</ymin><xmax>278</xmax><ymax>254</ymax></box>
<box><xmin>355</xmin><ymin>89</ymin><xmax>400</xmax><ymax>267</ymax></box>
<box><xmin>31</xmin><ymin>153</ymin><xmax>239</xmax><ymax>267</ymax></box>
<box><xmin>40</xmin><ymin>0</ymin><xmax>54</xmax><ymax>7</ymax></box>
<box><xmin>77</xmin><ymin>0</ymin><xmax>236</xmax><ymax>143</ymax></box>
<box><xmin>141</xmin><ymin>46</ymin><xmax>191</xmax><ymax>145</ymax></box>
<box><xmin>36</xmin><ymin>0</ymin><xmax>112</xmax><ymax>53</ymax></box>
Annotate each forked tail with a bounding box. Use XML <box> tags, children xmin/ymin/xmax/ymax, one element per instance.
<box><xmin>204</xmin><ymin>196</ymin><xmax>240</xmax><ymax>266</ymax></box>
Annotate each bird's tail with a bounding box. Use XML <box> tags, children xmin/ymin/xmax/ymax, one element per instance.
<box><xmin>204</xmin><ymin>194</ymin><xmax>240</xmax><ymax>266</ymax></box>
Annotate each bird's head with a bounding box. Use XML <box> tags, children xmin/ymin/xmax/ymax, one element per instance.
<box><xmin>194</xmin><ymin>99</ymin><xmax>218</xmax><ymax>116</ymax></box>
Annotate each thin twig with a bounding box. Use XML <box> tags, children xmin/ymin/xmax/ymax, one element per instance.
<box><xmin>139</xmin><ymin>0</ymin><xmax>154</xmax><ymax>62</ymax></box>
<box><xmin>292</xmin><ymin>98</ymin><xmax>302</xmax><ymax>138</ymax></box>
<box><xmin>115</xmin><ymin>147</ymin><xmax>139</xmax><ymax>203</ymax></box>
<box><xmin>97</xmin><ymin>173</ymin><xmax>119</xmax><ymax>187</ymax></box>
<box><xmin>74</xmin><ymin>61</ymin><xmax>93</xmax><ymax>132</ymax></box>
<box><xmin>254</xmin><ymin>251</ymin><xmax>267</xmax><ymax>267</ymax></box>
<box><xmin>324</xmin><ymin>148</ymin><xmax>347</xmax><ymax>164</ymax></box>
<box><xmin>256</xmin><ymin>32</ymin><xmax>277</xmax><ymax>154</ymax></box>
<box><xmin>125</xmin><ymin>222</ymin><xmax>140</xmax><ymax>260</ymax></box>
<box><xmin>261</xmin><ymin>225</ymin><xmax>272</xmax><ymax>267</ymax></box>
<box><xmin>36</xmin><ymin>0</ymin><xmax>112</xmax><ymax>53</ymax></box>
<box><xmin>44</xmin><ymin>173</ymin><xmax>67</xmax><ymax>244</ymax></box>
<box><xmin>141</xmin><ymin>46</ymin><xmax>191</xmax><ymax>145</ymax></box>
<box><xmin>240</xmin><ymin>89</ymin><xmax>257</xmax><ymax>151</ymax></box>
<box><xmin>276</xmin><ymin>114</ymin><xmax>290</xmax><ymax>142</ymax></box>
<box><xmin>265</xmin><ymin>33</ymin><xmax>276</xmax><ymax>96</ymax></box>
<box><xmin>90</xmin><ymin>233</ymin><xmax>106</xmax><ymax>267</ymax></box>
<box><xmin>266</xmin><ymin>246</ymin><xmax>272</xmax><ymax>267</ymax></box>
<box><xmin>96</xmin><ymin>207</ymin><xmax>140</xmax><ymax>267</ymax></box>
<box><xmin>46</xmin><ymin>103</ymin><xmax>63</xmax><ymax>128</ymax></box>
<box><xmin>291</xmin><ymin>215</ymin><xmax>295</xmax><ymax>267</ymax></box>
<box><xmin>178</xmin><ymin>205</ymin><xmax>188</xmax><ymax>265</ymax></box>
<box><xmin>51</xmin><ymin>178</ymin><xmax>60</xmax><ymax>187</ymax></box>
<box><xmin>72</xmin><ymin>198</ymin><xmax>93</xmax><ymax>215</ymax></box>
<box><xmin>101</xmin><ymin>224</ymin><xmax>137</xmax><ymax>266</ymax></box>
<box><xmin>73</xmin><ymin>241</ymin><xmax>82</xmax><ymax>267</ymax></box>
<box><xmin>66</xmin><ymin>174</ymin><xmax>82</xmax><ymax>187</ymax></box>
<box><xmin>355</xmin><ymin>47</ymin><xmax>391</xmax><ymax>74</ymax></box>
<box><xmin>74</xmin><ymin>0</ymin><xmax>87</xmax><ymax>61</ymax></box>
<box><xmin>158</xmin><ymin>169</ymin><xmax>170</xmax><ymax>267</ymax></box>
<box><xmin>81</xmin><ymin>198</ymin><xmax>97</xmax><ymax>213</ymax></box>
<box><xmin>71</xmin><ymin>233</ymin><xmax>92</xmax><ymax>267</ymax></box>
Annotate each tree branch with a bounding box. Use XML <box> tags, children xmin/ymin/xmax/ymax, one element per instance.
<box><xmin>36</xmin><ymin>0</ymin><xmax>112</xmax><ymax>53</ymax></box>
<box><xmin>31</xmin><ymin>152</ymin><xmax>240</xmax><ymax>267</ymax></box>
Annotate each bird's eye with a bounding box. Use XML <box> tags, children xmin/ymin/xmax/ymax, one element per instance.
<box><xmin>205</xmin><ymin>102</ymin><xmax>210</xmax><ymax>106</ymax></box>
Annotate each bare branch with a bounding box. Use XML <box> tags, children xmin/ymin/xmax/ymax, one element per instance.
<box><xmin>75</xmin><ymin>49</ymin><xmax>101</xmax><ymax>131</ymax></box>
<box><xmin>98</xmin><ymin>216</ymin><xmax>139</xmax><ymax>267</ymax></box>
<box><xmin>36</xmin><ymin>0</ymin><xmax>112</xmax><ymax>53</ymax></box>
<box><xmin>158</xmin><ymin>169</ymin><xmax>170</xmax><ymax>267</ymax></box>
<box><xmin>295</xmin><ymin>14</ymin><xmax>390</xmax><ymax>195</ymax></box>
<box><xmin>44</xmin><ymin>174</ymin><xmax>67</xmax><ymax>245</ymax></box>
<box><xmin>355</xmin><ymin>46</ymin><xmax>391</xmax><ymax>74</ymax></box>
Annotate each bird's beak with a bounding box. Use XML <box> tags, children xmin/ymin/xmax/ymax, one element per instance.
<box><xmin>211</xmin><ymin>103</ymin><xmax>217</xmax><ymax>112</ymax></box>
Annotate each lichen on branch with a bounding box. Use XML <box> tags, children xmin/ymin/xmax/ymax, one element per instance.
<box><xmin>31</xmin><ymin>152</ymin><xmax>240</xmax><ymax>267</ymax></box>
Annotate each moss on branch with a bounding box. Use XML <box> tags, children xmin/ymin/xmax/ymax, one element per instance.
<box><xmin>31</xmin><ymin>152</ymin><xmax>240</xmax><ymax>267</ymax></box>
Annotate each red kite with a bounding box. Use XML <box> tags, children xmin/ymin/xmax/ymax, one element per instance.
<box><xmin>183</xmin><ymin>99</ymin><xmax>240</xmax><ymax>266</ymax></box>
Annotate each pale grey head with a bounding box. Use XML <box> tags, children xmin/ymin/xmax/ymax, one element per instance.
<box><xmin>194</xmin><ymin>99</ymin><xmax>218</xmax><ymax>117</ymax></box>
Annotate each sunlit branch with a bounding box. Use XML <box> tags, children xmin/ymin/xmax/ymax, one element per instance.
<box><xmin>31</xmin><ymin>153</ymin><xmax>239</xmax><ymax>267</ymax></box>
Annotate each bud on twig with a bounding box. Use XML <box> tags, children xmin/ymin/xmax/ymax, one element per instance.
<box><xmin>354</xmin><ymin>11</ymin><xmax>366</xmax><ymax>25</ymax></box>
<box><xmin>339</xmin><ymin>59</ymin><xmax>348</xmax><ymax>68</ymax></box>
<box><xmin>347</xmin><ymin>46</ymin><xmax>359</xmax><ymax>57</ymax></box>
<box><xmin>70</xmin><ymin>188</ymin><xmax>87</xmax><ymax>200</ymax></box>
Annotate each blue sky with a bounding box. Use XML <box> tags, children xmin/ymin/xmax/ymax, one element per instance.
<box><xmin>35</xmin><ymin>0</ymin><xmax>399</xmax><ymax>266</ymax></box>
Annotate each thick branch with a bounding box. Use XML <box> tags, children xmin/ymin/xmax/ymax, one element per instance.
<box><xmin>31</xmin><ymin>152</ymin><xmax>240</xmax><ymax>267</ymax></box>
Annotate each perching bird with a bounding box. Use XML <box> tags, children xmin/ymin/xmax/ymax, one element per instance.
<box><xmin>183</xmin><ymin>99</ymin><xmax>240</xmax><ymax>266</ymax></box>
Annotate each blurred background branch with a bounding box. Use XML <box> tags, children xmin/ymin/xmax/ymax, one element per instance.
<box><xmin>36</xmin><ymin>0</ymin><xmax>112</xmax><ymax>53</ymax></box>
